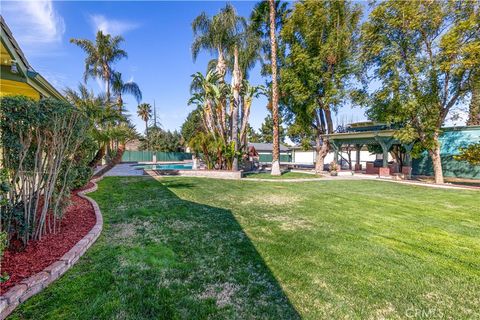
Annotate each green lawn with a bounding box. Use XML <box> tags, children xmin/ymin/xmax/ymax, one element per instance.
<box><xmin>11</xmin><ymin>177</ymin><xmax>480</xmax><ymax>319</ymax></box>
<box><xmin>243</xmin><ymin>171</ymin><xmax>320</xmax><ymax>179</ymax></box>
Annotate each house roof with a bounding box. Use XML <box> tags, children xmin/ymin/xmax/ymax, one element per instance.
<box><xmin>248</xmin><ymin>142</ymin><xmax>291</xmax><ymax>152</ymax></box>
<box><xmin>0</xmin><ymin>15</ymin><xmax>65</xmax><ymax>101</ymax></box>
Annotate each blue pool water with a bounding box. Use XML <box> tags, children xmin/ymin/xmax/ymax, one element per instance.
<box><xmin>135</xmin><ymin>163</ymin><xmax>193</xmax><ymax>170</ymax></box>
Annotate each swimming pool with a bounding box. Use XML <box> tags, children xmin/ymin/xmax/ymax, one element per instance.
<box><xmin>134</xmin><ymin>163</ymin><xmax>193</xmax><ymax>170</ymax></box>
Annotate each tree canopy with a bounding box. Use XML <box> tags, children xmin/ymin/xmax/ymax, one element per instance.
<box><xmin>361</xmin><ymin>0</ymin><xmax>480</xmax><ymax>183</ymax></box>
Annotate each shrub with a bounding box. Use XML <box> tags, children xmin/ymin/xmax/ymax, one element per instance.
<box><xmin>0</xmin><ymin>96</ymin><xmax>89</xmax><ymax>246</ymax></box>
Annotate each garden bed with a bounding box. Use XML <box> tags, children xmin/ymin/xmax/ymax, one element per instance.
<box><xmin>0</xmin><ymin>184</ymin><xmax>96</xmax><ymax>293</ymax></box>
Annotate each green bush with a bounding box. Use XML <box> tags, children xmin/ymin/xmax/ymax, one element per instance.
<box><xmin>0</xmin><ymin>96</ymin><xmax>89</xmax><ymax>245</ymax></box>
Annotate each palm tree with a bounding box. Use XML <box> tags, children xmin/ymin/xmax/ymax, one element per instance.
<box><xmin>137</xmin><ymin>103</ymin><xmax>152</xmax><ymax>139</ymax></box>
<box><xmin>65</xmin><ymin>84</ymin><xmax>123</xmax><ymax>167</ymax></box>
<box><xmin>269</xmin><ymin>0</ymin><xmax>281</xmax><ymax>176</ymax></box>
<box><xmin>189</xmin><ymin>70</ymin><xmax>227</xmax><ymax>141</ymax></box>
<box><xmin>70</xmin><ymin>31</ymin><xmax>127</xmax><ymax>102</ymax></box>
<box><xmin>191</xmin><ymin>4</ymin><xmax>238</xmax><ymax>81</ymax></box>
<box><xmin>240</xmin><ymin>81</ymin><xmax>266</xmax><ymax>148</ymax></box>
<box><xmin>111</xmin><ymin>71</ymin><xmax>142</xmax><ymax>113</ymax></box>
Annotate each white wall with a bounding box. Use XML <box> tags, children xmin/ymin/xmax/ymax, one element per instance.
<box><xmin>292</xmin><ymin>149</ymin><xmax>380</xmax><ymax>167</ymax></box>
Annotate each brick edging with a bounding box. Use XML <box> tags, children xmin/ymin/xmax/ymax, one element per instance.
<box><xmin>0</xmin><ymin>176</ymin><xmax>105</xmax><ymax>319</ymax></box>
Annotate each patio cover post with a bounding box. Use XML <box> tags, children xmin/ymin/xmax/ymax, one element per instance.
<box><xmin>403</xmin><ymin>143</ymin><xmax>414</xmax><ymax>166</ymax></box>
<box><xmin>354</xmin><ymin>144</ymin><xmax>363</xmax><ymax>168</ymax></box>
<box><xmin>331</xmin><ymin>140</ymin><xmax>340</xmax><ymax>163</ymax></box>
<box><xmin>375</xmin><ymin>137</ymin><xmax>394</xmax><ymax>167</ymax></box>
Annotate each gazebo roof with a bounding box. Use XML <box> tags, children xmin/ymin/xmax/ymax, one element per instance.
<box><xmin>323</xmin><ymin>121</ymin><xmax>400</xmax><ymax>146</ymax></box>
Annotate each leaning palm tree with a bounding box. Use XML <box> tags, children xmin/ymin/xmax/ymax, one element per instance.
<box><xmin>269</xmin><ymin>0</ymin><xmax>281</xmax><ymax>176</ymax></box>
<box><xmin>111</xmin><ymin>71</ymin><xmax>142</xmax><ymax>113</ymax></box>
<box><xmin>137</xmin><ymin>103</ymin><xmax>152</xmax><ymax>138</ymax></box>
<box><xmin>70</xmin><ymin>31</ymin><xmax>127</xmax><ymax>102</ymax></box>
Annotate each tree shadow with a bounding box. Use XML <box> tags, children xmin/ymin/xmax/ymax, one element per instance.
<box><xmin>103</xmin><ymin>176</ymin><xmax>301</xmax><ymax>319</ymax></box>
<box><xmin>145</xmin><ymin>175</ymin><xmax>300</xmax><ymax>318</ymax></box>
<box><xmin>11</xmin><ymin>175</ymin><xmax>301</xmax><ymax>319</ymax></box>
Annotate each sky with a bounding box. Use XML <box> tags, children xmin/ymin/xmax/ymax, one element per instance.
<box><xmin>1</xmin><ymin>0</ymin><xmax>467</xmax><ymax>137</ymax></box>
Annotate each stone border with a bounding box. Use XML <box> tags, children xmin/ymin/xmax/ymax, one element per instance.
<box><xmin>0</xmin><ymin>176</ymin><xmax>104</xmax><ymax>319</ymax></box>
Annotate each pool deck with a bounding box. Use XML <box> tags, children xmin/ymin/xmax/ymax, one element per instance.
<box><xmin>104</xmin><ymin>163</ymin><xmax>145</xmax><ymax>176</ymax></box>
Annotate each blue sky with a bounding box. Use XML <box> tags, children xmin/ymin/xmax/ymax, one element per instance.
<box><xmin>1</xmin><ymin>1</ymin><xmax>467</xmax><ymax>136</ymax></box>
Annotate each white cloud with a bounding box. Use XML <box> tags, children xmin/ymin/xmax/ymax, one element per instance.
<box><xmin>1</xmin><ymin>0</ymin><xmax>65</xmax><ymax>46</ymax></box>
<box><xmin>89</xmin><ymin>14</ymin><xmax>138</xmax><ymax>35</ymax></box>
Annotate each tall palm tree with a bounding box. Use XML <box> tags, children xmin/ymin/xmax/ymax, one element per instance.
<box><xmin>269</xmin><ymin>0</ymin><xmax>281</xmax><ymax>176</ymax></box>
<box><xmin>191</xmin><ymin>4</ymin><xmax>238</xmax><ymax>81</ymax></box>
<box><xmin>137</xmin><ymin>103</ymin><xmax>152</xmax><ymax>139</ymax></box>
<box><xmin>111</xmin><ymin>71</ymin><xmax>142</xmax><ymax>113</ymax></box>
<box><xmin>70</xmin><ymin>31</ymin><xmax>127</xmax><ymax>102</ymax></box>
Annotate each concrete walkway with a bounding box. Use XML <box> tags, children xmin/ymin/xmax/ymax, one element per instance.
<box><xmin>104</xmin><ymin>163</ymin><xmax>145</xmax><ymax>176</ymax></box>
<box><xmin>103</xmin><ymin>163</ymin><xmax>478</xmax><ymax>191</ymax></box>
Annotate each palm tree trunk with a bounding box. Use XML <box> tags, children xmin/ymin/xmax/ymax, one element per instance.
<box><xmin>231</xmin><ymin>45</ymin><xmax>241</xmax><ymax>171</ymax></box>
<box><xmin>269</xmin><ymin>0</ymin><xmax>281</xmax><ymax>176</ymax></box>
<box><xmin>145</xmin><ymin>120</ymin><xmax>149</xmax><ymax>150</ymax></box>
<box><xmin>240</xmin><ymin>97</ymin><xmax>251</xmax><ymax>151</ymax></box>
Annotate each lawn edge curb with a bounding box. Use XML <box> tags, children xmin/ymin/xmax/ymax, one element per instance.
<box><xmin>0</xmin><ymin>176</ymin><xmax>105</xmax><ymax>320</ymax></box>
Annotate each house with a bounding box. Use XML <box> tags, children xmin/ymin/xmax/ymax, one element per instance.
<box><xmin>0</xmin><ymin>16</ymin><xmax>64</xmax><ymax>100</ymax></box>
<box><xmin>247</xmin><ymin>142</ymin><xmax>292</xmax><ymax>163</ymax></box>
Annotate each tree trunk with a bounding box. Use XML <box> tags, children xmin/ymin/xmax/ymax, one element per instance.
<box><xmin>269</xmin><ymin>0</ymin><xmax>281</xmax><ymax>176</ymax></box>
<box><xmin>231</xmin><ymin>45</ymin><xmax>241</xmax><ymax>171</ymax></box>
<box><xmin>429</xmin><ymin>133</ymin><xmax>444</xmax><ymax>184</ymax></box>
<box><xmin>467</xmin><ymin>75</ymin><xmax>480</xmax><ymax>125</ymax></box>
<box><xmin>216</xmin><ymin>49</ymin><xmax>227</xmax><ymax>80</ymax></box>
<box><xmin>117</xmin><ymin>94</ymin><xmax>123</xmax><ymax>114</ymax></box>
<box><xmin>111</xmin><ymin>143</ymin><xmax>125</xmax><ymax>165</ymax></box>
<box><xmin>314</xmin><ymin>137</ymin><xmax>329</xmax><ymax>173</ymax></box>
<box><xmin>240</xmin><ymin>97</ymin><xmax>251</xmax><ymax>150</ymax></box>
<box><xmin>89</xmin><ymin>144</ymin><xmax>105</xmax><ymax>168</ymax></box>
<box><xmin>145</xmin><ymin>121</ymin><xmax>149</xmax><ymax>150</ymax></box>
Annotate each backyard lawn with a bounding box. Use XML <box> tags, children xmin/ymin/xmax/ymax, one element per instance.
<box><xmin>243</xmin><ymin>171</ymin><xmax>320</xmax><ymax>179</ymax></box>
<box><xmin>10</xmin><ymin>177</ymin><xmax>480</xmax><ymax>319</ymax></box>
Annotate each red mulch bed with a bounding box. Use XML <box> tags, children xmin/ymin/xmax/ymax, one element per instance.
<box><xmin>0</xmin><ymin>185</ymin><xmax>97</xmax><ymax>294</ymax></box>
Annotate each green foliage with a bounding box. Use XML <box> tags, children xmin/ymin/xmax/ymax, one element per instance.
<box><xmin>70</xmin><ymin>30</ymin><xmax>128</xmax><ymax>100</ymax></box>
<box><xmin>246</xmin><ymin>123</ymin><xmax>261</xmax><ymax>143</ymax></box>
<box><xmin>280</xmin><ymin>0</ymin><xmax>362</xmax><ymax>146</ymax></box>
<box><xmin>137</xmin><ymin>103</ymin><xmax>152</xmax><ymax>130</ymax></box>
<box><xmin>140</xmin><ymin>127</ymin><xmax>183</xmax><ymax>152</ymax></box>
<box><xmin>0</xmin><ymin>230</ymin><xmax>7</xmax><ymax>283</ymax></box>
<box><xmin>0</xmin><ymin>96</ymin><xmax>89</xmax><ymax>245</ymax></box>
<box><xmin>181</xmin><ymin>107</ymin><xmax>204</xmax><ymax>144</ymax></box>
<box><xmin>250</xmin><ymin>0</ymin><xmax>290</xmax><ymax>79</ymax></box>
<box><xmin>258</xmin><ymin>114</ymin><xmax>286</xmax><ymax>143</ymax></box>
<box><xmin>454</xmin><ymin>142</ymin><xmax>480</xmax><ymax>165</ymax></box>
<box><xmin>361</xmin><ymin>0</ymin><xmax>480</xmax><ymax>147</ymax></box>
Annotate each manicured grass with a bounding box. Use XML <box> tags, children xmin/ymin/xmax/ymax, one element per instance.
<box><xmin>11</xmin><ymin>177</ymin><xmax>480</xmax><ymax>319</ymax></box>
<box><xmin>243</xmin><ymin>171</ymin><xmax>320</xmax><ymax>179</ymax></box>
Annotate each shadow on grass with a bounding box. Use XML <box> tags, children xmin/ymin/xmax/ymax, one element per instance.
<box><xmin>11</xmin><ymin>175</ymin><xmax>300</xmax><ymax>319</ymax></box>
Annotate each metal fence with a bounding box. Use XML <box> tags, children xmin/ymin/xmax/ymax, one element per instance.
<box><xmin>258</xmin><ymin>153</ymin><xmax>292</xmax><ymax>163</ymax></box>
<box><xmin>122</xmin><ymin>151</ymin><xmax>193</xmax><ymax>162</ymax></box>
